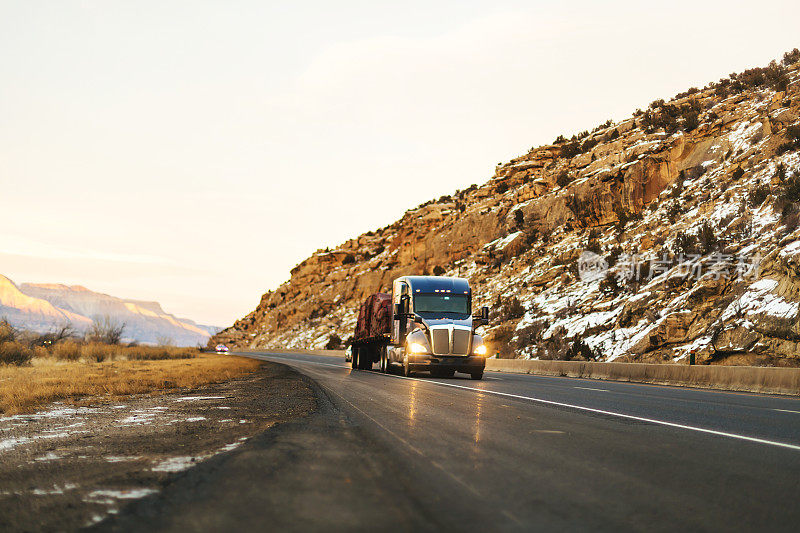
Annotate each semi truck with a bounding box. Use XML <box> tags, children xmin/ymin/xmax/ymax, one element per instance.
<box><xmin>350</xmin><ymin>276</ymin><xmax>490</xmax><ymax>380</ymax></box>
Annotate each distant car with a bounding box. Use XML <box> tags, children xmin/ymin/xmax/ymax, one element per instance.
<box><xmin>344</xmin><ymin>345</ymin><xmax>352</xmax><ymax>362</ymax></box>
<box><xmin>215</xmin><ymin>344</ymin><xmax>229</xmax><ymax>354</ymax></box>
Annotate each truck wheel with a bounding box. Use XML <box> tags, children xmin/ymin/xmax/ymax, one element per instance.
<box><xmin>379</xmin><ymin>347</ymin><xmax>388</xmax><ymax>373</ymax></box>
<box><xmin>351</xmin><ymin>347</ymin><xmax>359</xmax><ymax>369</ymax></box>
<box><xmin>470</xmin><ymin>371</ymin><xmax>484</xmax><ymax>380</ymax></box>
<box><xmin>360</xmin><ymin>347</ymin><xmax>373</xmax><ymax>370</ymax></box>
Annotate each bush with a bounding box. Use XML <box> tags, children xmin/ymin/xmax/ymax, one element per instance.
<box><xmin>52</xmin><ymin>340</ymin><xmax>82</xmax><ymax>361</ymax></box>
<box><xmin>513</xmin><ymin>209</ymin><xmax>524</xmax><ymax>228</ymax></box>
<box><xmin>560</xmin><ymin>142</ymin><xmax>582</xmax><ymax>159</ymax></box>
<box><xmin>0</xmin><ymin>341</ymin><xmax>33</xmax><ymax>366</ymax></box>
<box><xmin>432</xmin><ymin>265</ymin><xmax>446</xmax><ymax>276</ymax></box>
<box><xmin>495</xmin><ymin>297</ymin><xmax>526</xmax><ymax>322</ymax></box>
<box><xmin>683</xmin><ymin>111</ymin><xmax>700</xmax><ymax>132</ymax></box>
<box><xmin>585</xmin><ymin>229</ymin><xmax>602</xmax><ymax>255</ymax></box>
<box><xmin>325</xmin><ymin>333</ymin><xmax>343</xmax><ymax>350</ymax></box>
<box><xmin>81</xmin><ymin>343</ymin><xmax>115</xmax><ymax>363</ymax></box>
<box><xmin>556</xmin><ymin>171</ymin><xmax>573</xmax><ymax>188</ymax></box>
<box><xmin>0</xmin><ymin>320</ymin><xmax>16</xmax><ymax>344</ymax></box>
<box><xmin>495</xmin><ymin>182</ymin><xmax>509</xmax><ymax>194</ymax></box>
<box><xmin>783</xmin><ymin>48</ymin><xmax>800</xmax><ymax>66</ymax></box>
<box><xmin>599</xmin><ymin>271</ymin><xmax>621</xmax><ymax>295</ymax></box>
<box><xmin>666</xmin><ymin>200</ymin><xmax>682</xmax><ymax>224</ymax></box>
<box><xmin>673</xmin><ymin>231</ymin><xmax>697</xmax><ymax>256</ymax></box>
<box><xmin>565</xmin><ymin>339</ymin><xmax>599</xmax><ymax>361</ymax></box>
<box><xmin>342</xmin><ymin>253</ymin><xmax>356</xmax><ymax>264</ymax></box>
<box><xmin>87</xmin><ymin>316</ymin><xmax>125</xmax><ymax>345</ymax></box>
<box><xmin>536</xmin><ymin>326</ymin><xmax>569</xmax><ymax>360</ymax></box>
<box><xmin>125</xmin><ymin>345</ymin><xmax>196</xmax><ymax>360</ymax></box>
<box><xmin>748</xmin><ymin>182</ymin><xmax>771</xmax><ymax>207</ymax></box>
<box><xmin>698</xmin><ymin>221</ymin><xmax>719</xmax><ymax>254</ymax></box>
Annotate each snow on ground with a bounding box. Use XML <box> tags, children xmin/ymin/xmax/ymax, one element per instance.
<box><xmin>721</xmin><ymin>279</ymin><xmax>799</xmax><ymax>320</ymax></box>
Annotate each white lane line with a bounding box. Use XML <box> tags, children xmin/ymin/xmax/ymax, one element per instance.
<box><xmin>574</xmin><ymin>386</ymin><xmax>609</xmax><ymax>392</ymax></box>
<box><xmin>773</xmin><ymin>409</ymin><xmax>800</xmax><ymax>414</ymax></box>
<box><xmin>256</xmin><ymin>353</ymin><xmax>800</xmax><ymax>452</ymax></box>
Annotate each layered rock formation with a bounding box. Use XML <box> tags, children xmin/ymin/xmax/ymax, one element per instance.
<box><xmin>214</xmin><ymin>51</ymin><xmax>800</xmax><ymax>366</ymax></box>
<box><xmin>1</xmin><ymin>276</ymin><xmax>218</xmax><ymax>346</ymax></box>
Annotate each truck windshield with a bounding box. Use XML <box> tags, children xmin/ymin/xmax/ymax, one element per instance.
<box><xmin>414</xmin><ymin>294</ymin><xmax>470</xmax><ymax>316</ymax></box>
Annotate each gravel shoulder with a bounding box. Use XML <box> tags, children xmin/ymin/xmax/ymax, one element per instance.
<box><xmin>0</xmin><ymin>362</ymin><xmax>315</xmax><ymax>531</ymax></box>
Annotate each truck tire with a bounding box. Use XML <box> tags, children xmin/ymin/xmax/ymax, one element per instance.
<box><xmin>360</xmin><ymin>347</ymin><xmax>373</xmax><ymax>370</ymax></box>
<box><xmin>470</xmin><ymin>371</ymin><xmax>484</xmax><ymax>380</ymax></box>
<box><xmin>379</xmin><ymin>346</ymin><xmax>388</xmax><ymax>373</ymax></box>
<box><xmin>351</xmin><ymin>347</ymin><xmax>358</xmax><ymax>369</ymax></box>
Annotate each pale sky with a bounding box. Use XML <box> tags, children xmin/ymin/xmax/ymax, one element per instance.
<box><xmin>1</xmin><ymin>0</ymin><xmax>799</xmax><ymax>326</ymax></box>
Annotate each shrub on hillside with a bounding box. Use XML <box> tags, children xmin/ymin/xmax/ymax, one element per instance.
<box><xmin>325</xmin><ymin>333</ymin><xmax>343</xmax><ymax>350</ymax></box>
<box><xmin>433</xmin><ymin>265</ymin><xmax>446</xmax><ymax>276</ymax></box>
<box><xmin>673</xmin><ymin>231</ymin><xmax>697</xmax><ymax>256</ymax></box>
<box><xmin>565</xmin><ymin>338</ymin><xmax>599</xmax><ymax>361</ymax></box>
<box><xmin>698</xmin><ymin>221</ymin><xmax>720</xmax><ymax>254</ymax></box>
<box><xmin>494</xmin><ymin>296</ymin><xmax>526</xmax><ymax>322</ymax></box>
<box><xmin>560</xmin><ymin>142</ymin><xmax>582</xmax><ymax>159</ymax></box>
<box><xmin>513</xmin><ymin>209</ymin><xmax>524</xmax><ymax>228</ymax></box>
<box><xmin>600</xmin><ymin>272</ymin><xmax>622</xmax><ymax>295</ymax></box>
<box><xmin>748</xmin><ymin>182</ymin><xmax>771</xmax><ymax>207</ymax></box>
<box><xmin>342</xmin><ymin>253</ymin><xmax>356</xmax><ymax>264</ymax></box>
<box><xmin>784</xmin><ymin>48</ymin><xmax>800</xmax><ymax>66</ymax></box>
<box><xmin>556</xmin><ymin>170</ymin><xmax>573</xmax><ymax>188</ymax></box>
<box><xmin>666</xmin><ymin>200</ymin><xmax>682</xmax><ymax>224</ymax></box>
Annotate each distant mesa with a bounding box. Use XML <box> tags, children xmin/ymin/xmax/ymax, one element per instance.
<box><xmin>0</xmin><ymin>275</ymin><xmax>219</xmax><ymax>346</ymax></box>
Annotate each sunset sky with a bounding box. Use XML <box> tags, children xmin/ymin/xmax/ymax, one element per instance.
<box><xmin>2</xmin><ymin>0</ymin><xmax>799</xmax><ymax>326</ymax></box>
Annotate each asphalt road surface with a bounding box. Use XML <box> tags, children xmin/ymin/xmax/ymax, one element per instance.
<box><xmin>104</xmin><ymin>351</ymin><xmax>800</xmax><ymax>532</ymax></box>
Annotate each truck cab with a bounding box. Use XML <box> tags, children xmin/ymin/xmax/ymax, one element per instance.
<box><xmin>388</xmin><ymin>276</ymin><xmax>488</xmax><ymax>379</ymax></box>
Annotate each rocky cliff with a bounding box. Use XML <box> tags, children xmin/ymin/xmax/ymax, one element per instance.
<box><xmin>213</xmin><ymin>50</ymin><xmax>800</xmax><ymax>366</ymax></box>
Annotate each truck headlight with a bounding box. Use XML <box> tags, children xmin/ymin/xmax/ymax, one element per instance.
<box><xmin>409</xmin><ymin>342</ymin><xmax>428</xmax><ymax>354</ymax></box>
<box><xmin>473</xmin><ymin>344</ymin><xmax>487</xmax><ymax>356</ymax></box>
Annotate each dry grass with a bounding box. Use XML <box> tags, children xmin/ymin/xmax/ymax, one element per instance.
<box><xmin>0</xmin><ymin>354</ymin><xmax>261</xmax><ymax>415</ymax></box>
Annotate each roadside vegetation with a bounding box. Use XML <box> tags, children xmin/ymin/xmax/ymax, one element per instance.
<box><xmin>0</xmin><ymin>318</ymin><xmax>261</xmax><ymax>414</ymax></box>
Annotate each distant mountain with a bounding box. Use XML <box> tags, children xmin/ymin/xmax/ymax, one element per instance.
<box><xmin>0</xmin><ymin>275</ymin><xmax>92</xmax><ymax>332</ymax></box>
<box><xmin>0</xmin><ymin>275</ymin><xmax>218</xmax><ymax>346</ymax></box>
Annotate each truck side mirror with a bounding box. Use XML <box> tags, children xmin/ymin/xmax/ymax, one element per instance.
<box><xmin>394</xmin><ymin>303</ymin><xmax>403</xmax><ymax>319</ymax></box>
<box><xmin>400</xmin><ymin>294</ymin><xmax>411</xmax><ymax>314</ymax></box>
<box><xmin>481</xmin><ymin>306</ymin><xmax>489</xmax><ymax>321</ymax></box>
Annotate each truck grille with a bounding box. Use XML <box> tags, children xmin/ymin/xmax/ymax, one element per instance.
<box><xmin>430</xmin><ymin>328</ymin><xmax>471</xmax><ymax>356</ymax></box>
<box><xmin>452</xmin><ymin>329</ymin><xmax>470</xmax><ymax>355</ymax></box>
<box><xmin>431</xmin><ymin>329</ymin><xmax>449</xmax><ymax>355</ymax></box>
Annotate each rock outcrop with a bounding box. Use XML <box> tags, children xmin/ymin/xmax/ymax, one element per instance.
<box><xmin>213</xmin><ymin>51</ymin><xmax>800</xmax><ymax>366</ymax></box>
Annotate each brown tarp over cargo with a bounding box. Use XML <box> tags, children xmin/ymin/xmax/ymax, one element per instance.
<box><xmin>354</xmin><ymin>293</ymin><xmax>392</xmax><ymax>340</ymax></box>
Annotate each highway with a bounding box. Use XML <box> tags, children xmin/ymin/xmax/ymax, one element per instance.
<box><xmin>251</xmin><ymin>351</ymin><xmax>800</xmax><ymax>531</ymax></box>
<box><xmin>103</xmin><ymin>351</ymin><xmax>800</xmax><ymax>532</ymax></box>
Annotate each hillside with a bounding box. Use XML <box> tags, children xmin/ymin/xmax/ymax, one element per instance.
<box><xmin>1</xmin><ymin>277</ymin><xmax>217</xmax><ymax>346</ymax></box>
<box><xmin>213</xmin><ymin>49</ymin><xmax>800</xmax><ymax>366</ymax></box>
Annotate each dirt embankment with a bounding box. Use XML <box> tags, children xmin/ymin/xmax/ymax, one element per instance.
<box><xmin>0</xmin><ymin>362</ymin><xmax>315</xmax><ymax>532</ymax></box>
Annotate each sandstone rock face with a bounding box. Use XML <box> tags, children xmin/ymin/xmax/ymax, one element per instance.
<box><xmin>212</xmin><ymin>55</ymin><xmax>800</xmax><ymax>366</ymax></box>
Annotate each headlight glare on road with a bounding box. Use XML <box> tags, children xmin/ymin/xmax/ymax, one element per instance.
<box><xmin>473</xmin><ymin>344</ymin><xmax>487</xmax><ymax>356</ymax></box>
<box><xmin>409</xmin><ymin>342</ymin><xmax>428</xmax><ymax>354</ymax></box>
